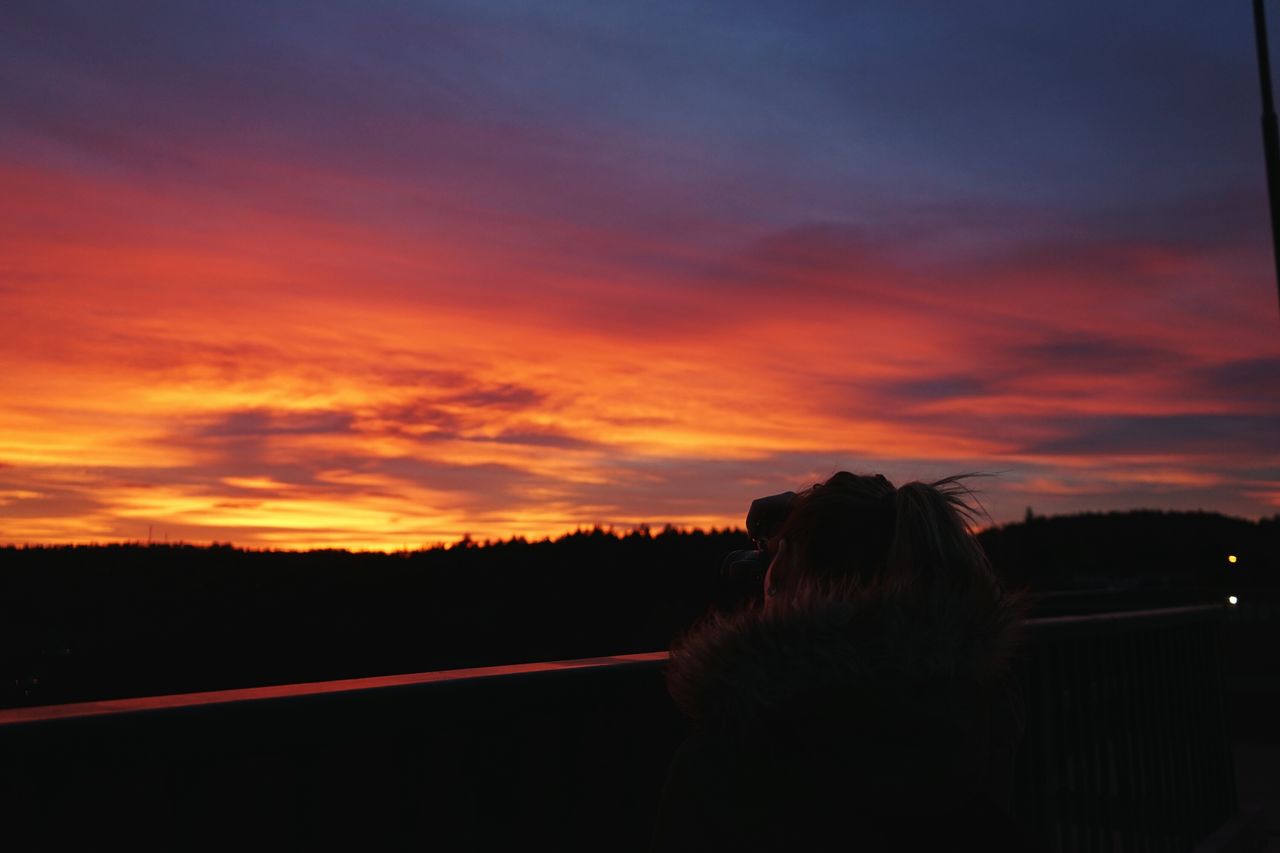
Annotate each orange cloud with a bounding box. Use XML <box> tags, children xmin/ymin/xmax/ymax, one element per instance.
<box><xmin>3</xmin><ymin>135</ymin><xmax>1278</xmax><ymax>548</ymax></box>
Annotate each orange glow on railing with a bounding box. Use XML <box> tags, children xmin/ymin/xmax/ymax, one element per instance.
<box><xmin>0</xmin><ymin>652</ymin><xmax>671</xmax><ymax>727</ymax></box>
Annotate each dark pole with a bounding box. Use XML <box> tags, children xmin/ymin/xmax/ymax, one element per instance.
<box><xmin>1252</xmin><ymin>0</ymin><xmax>1280</xmax><ymax>314</ymax></box>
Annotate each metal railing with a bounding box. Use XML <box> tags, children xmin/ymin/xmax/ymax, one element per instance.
<box><xmin>1019</xmin><ymin>606</ymin><xmax>1237</xmax><ymax>852</ymax></box>
<box><xmin>0</xmin><ymin>606</ymin><xmax>1236</xmax><ymax>851</ymax></box>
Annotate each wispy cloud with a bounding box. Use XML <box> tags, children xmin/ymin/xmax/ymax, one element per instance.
<box><xmin>1</xmin><ymin>1</ymin><xmax>1277</xmax><ymax>547</ymax></box>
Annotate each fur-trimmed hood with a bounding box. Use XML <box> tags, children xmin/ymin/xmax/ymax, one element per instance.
<box><xmin>664</xmin><ymin>587</ymin><xmax>1026</xmax><ymax>810</ymax></box>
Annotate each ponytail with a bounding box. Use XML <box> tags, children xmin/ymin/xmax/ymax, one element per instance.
<box><xmin>885</xmin><ymin>476</ymin><xmax>993</xmax><ymax>599</ymax></box>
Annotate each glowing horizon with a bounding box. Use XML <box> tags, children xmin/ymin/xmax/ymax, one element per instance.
<box><xmin>2</xmin><ymin>2</ymin><xmax>1279</xmax><ymax>550</ymax></box>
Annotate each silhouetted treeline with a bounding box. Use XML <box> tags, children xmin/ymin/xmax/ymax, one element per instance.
<box><xmin>0</xmin><ymin>526</ymin><xmax>741</xmax><ymax>707</ymax></box>
<box><xmin>1</xmin><ymin>511</ymin><xmax>1276</xmax><ymax>708</ymax></box>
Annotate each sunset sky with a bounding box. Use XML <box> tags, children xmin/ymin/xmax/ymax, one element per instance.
<box><xmin>3</xmin><ymin>1</ymin><xmax>1279</xmax><ymax>550</ymax></box>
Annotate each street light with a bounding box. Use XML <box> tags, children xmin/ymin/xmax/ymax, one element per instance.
<box><xmin>1252</xmin><ymin>0</ymin><xmax>1280</xmax><ymax>316</ymax></box>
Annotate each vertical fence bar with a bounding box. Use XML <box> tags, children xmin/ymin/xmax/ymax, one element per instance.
<box><xmin>1211</xmin><ymin>614</ymin><xmax>1237</xmax><ymax>829</ymax></box>
<box><xmin>1085</xmin><ymin>634</ymin><xmax>1103</xmax><ymax>853</ymax></box>
<box><xmin>1185</xmin><ymin>625</ymin><xmax>1202</xmax><ymax>847</ymax></box>
<box><xmin>1123</xmin><ymin>628</ymin><xmax>1143</xmax><ymax>853</ymax></box>
<box><xmin>1096</xmin><ymin>633</ymin><xmax>1114</xmax><ymax>853</ymax></box>
<box><xmin>1040</xmin><ymin>641</ymin><xmax>1064</xmax><ymax>853</ymax></box>
<box><xmin>1160</xmin><ymin>627</ymin><xmax>1180</xmax><ymax>852</ymax></box>
<box><xmin>1175</xmin><ymin>625</ymin><xmax>1194</xmax><ymax>847</ymax></box>
<box><xmin>1150</xmin><ymin>628</ymin><xmax>1169</xmax><ymax>853</ymax></box>
<box><xmin>1081</xmin><ymin>636</ymin><xmax>1099</xmax><ymax>853</ymax></box>
<box><xmin>1065</xmin><ymin>638</ymin><xmax>1080</xmax><ymax>853</ymax></box>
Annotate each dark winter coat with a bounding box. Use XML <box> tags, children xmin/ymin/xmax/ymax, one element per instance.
<box><xmin>650</xmin><ymin>589</ymin><xmax>1032</xmax><ymax>852</ymax></box>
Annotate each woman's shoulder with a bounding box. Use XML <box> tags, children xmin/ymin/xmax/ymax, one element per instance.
<box><xmin>665</xmin><ymin>589</ymin><xmax>1023</xmax><ymax>735</ymax></box>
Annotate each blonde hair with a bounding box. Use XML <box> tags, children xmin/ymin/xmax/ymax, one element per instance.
<box><xmin>773</xmin><ymin>472</ymin><xmax>1025</xmax><ymax>670</ymax></box>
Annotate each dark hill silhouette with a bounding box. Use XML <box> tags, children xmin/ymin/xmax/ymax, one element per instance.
<box><xmin>1</xmin><ymin>511</ymin><xmax>1275</xmax><ymax>708</ymax></box>
<box><xmin>978</xmin><ymin>509</ymin><xmax>1278</xmax><ymax>592</ymax></box>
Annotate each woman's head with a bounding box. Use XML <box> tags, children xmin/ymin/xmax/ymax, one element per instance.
<box><xmin>667</xmin><ymin>470</ymin><xmax>1027</xmax><ymax>740</ymax></box>
<box><xmin>764</xmin><ymin>471</ymin><xmax>1002</xmax><ymax>612</ymax></box>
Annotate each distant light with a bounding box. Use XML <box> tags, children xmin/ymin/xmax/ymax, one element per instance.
<box><xmin>1228</xmin><ymin>555</ymin><xmax>1238</xmax><ymax>564</ymax></box>
<box><xmin>1227</xmin><ymin>595</ymin><xmax>1239</xmax><ymax>606</ymax></box>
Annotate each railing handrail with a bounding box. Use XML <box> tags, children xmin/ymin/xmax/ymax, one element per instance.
<box><xmin>0</xmin><ymin>604</ymin><xmax>1227</xmax><ymax>729</ymax></box>
<box><xmin>1023</xmin><ymin>603</ymin><xmax>1224</xmax><ymax>633</ymax></box>
<box><xmin>0</xmin><ymin>651</ymin><xmax>669</xmax><ymax>727</ymax></box>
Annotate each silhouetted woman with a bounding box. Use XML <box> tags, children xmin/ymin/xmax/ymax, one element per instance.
<box><xmin>650</xmin><ymin>472</ymin><xmax>1032</xmax><ymax>852</ymax></box>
